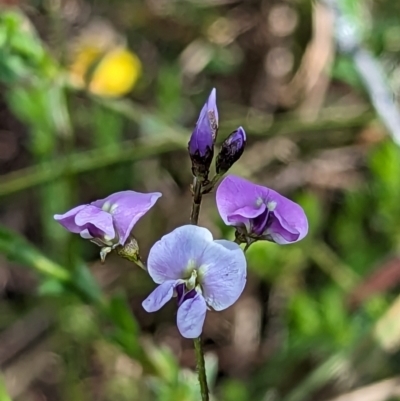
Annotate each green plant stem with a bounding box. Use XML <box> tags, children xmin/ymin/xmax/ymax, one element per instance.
<box><xmin>190</xmin><ymin>177</ymin><xmax>209</xmax><ymax>401</ymax></box>
<box><xmin>243</xmin><ymin>242</ymin><xmax>252</xmax><ymax>252</ymax></box>
<box><xmin>0</xmin><ymin>138</ymin><xmax>185</xmax><ymax>197</ymax></box>
<box><xmin>193</xmin><ymin>337</ymin><xmax>209</xmax><ymax>401</ymax></box>
<box><xmin>190</xmin><ymin>177</ymin><xmax>203</xmax><ymax>225</ymax></box>
<box><xmin>0</xmin><ymin>101</ymin><xmax>374</xmax><ymax>198</ymax></box>
<box><xmin>202</xmin><ymin>173</ymin><xmax>223</xmax><ymax>195</ymax></box>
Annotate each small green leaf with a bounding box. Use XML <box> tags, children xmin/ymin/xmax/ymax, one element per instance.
<box><xmin>108</xmin><ymin>292</ymin><xmax>139</xmax><ymax>336</ymax></box>
<box><xmin>0</xmin><ymin>375</ymin><xmax>12</xmax><ymax>401</ymax></box>
<box><xmin>71</xmin><ymin>262</ymin><xmax>103</xmax><ymax>304</ymax></box>
<box><xmin>37</xmin><ymin>278</ymin><xmax>66</xmax><ymax>296</ymax></box>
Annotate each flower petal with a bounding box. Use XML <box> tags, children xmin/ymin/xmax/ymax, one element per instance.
<box><xmin>54</xmin><ymin>205</ymin><xmax>87</xmax><ymax>233</ymax></box>
<box><xmin>266</xmin><ymin>190</ymin><xmax>308</xmax><ymax>244</ymax></box>
<box><xmin>80</xmin><ymin>229</ymin><xmax>93</xmax><ymax>239</ymax></box>
<box><xmin>216</xmin><ymin>175</ymin><xmax>266</xmax><ymax>226</ymax></box>
<box><xmin>208</xmin><ymin>87</ymin><xmax>219</xmax><ymax>128</ymax></box>
<box><xmin>177</xmin><ymin>293</ymin><xmax>207</xmax><ymax>338</ymax></box>
<box><xmin>188</xmin><ymin>88</ymin><xmax>219</xmax><ymax>157</ymax></box>
<box><xmin>229</xmin><ymin>204</ymin><xmax>267</xmax><ymax>219</ymax></box>
<box><xmin>142</xmin><ymin>280</ymin><xmax>178</xmax><ymax>312</ymax></box>
<box><xmin>91</xmin><ymin>191</ymin><xmax>162</xmax><ymax>245</ymax></box>
<box><xmin>75</xmin><ymin>205</ymin><xmax>115</xmax><ymax>239</ymax></box>
<box><xmin>188</xmin><ymin>104</ymin><xmax>212</xmax><ymax>157</ymax></box>
<box><xmin>198</xmin><ymin>240</ymin><xmax>247</xmax><ymax>311</ymax></box>
<box><xmin>216</xmin><ymin>175</ymin><xmax>308</xmax><ymax>244</ymax></box>
<box><xmin>147</xmin><ymin>225</ymin><xmax>213</xmax><ymax>283</ymax></box>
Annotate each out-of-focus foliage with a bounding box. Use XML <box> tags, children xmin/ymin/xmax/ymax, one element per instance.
<box><xmin>2</xmin><ymin>0</ymin><xmax>400</xmax><ymax>400</ymax></box>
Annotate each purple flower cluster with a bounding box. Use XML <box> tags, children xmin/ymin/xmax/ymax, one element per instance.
<box><xmin>54</xmin><ymin>88</ymin><xmax>308</xmax><ymax>338</ymax></box>
<box><xmin>188</xmin><ymin>89</ymin><xmax>246</xmax><ymax>180</ymax></box>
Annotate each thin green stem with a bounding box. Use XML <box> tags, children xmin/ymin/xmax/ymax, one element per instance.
<box><xmin>190</xmin><ymin>177</ymin><xmax>203</xmax><ymax>225</ymax></box>
<box><xmin>201</xmin><ymin>173</ymin><xmax>223</xmax><ymax>195</ymax></box>
<box><xmin>233</xmin><ymin>238</ymin><xmax>253</xmax><ymax>253</ymax></box>
<box><xmin>193</xmin><ymin>337</ymin><xmax>209</xmax><ymax>401</ymax></box>
<box><xmin>234</xmin><ymin>237</ymin><xmax>242</xmax><ymax>245</ymax></box>
<box><xmin>189</xmin><ymin>176</ymin><xmax>209</xmax><ymax>401</ymax></box>
<box><xmin>244</xmin><ymin>242</ymin><xmax>252</xmax><ymax>253</ymax></box>
<box><xmin>0</xmin><ymin>138</ymin><xmax>185</xmax><ymax>197</ymax></box>
<box><xmin>0</xmin><ymin>102</ymin><xmax>373</xmax><ymax>198</ymax></box>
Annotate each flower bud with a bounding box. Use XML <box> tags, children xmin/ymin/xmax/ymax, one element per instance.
<box><xmin>116</xmin><ymin>236</ymin><xmax>147</xmax><ymax>270</ymax></box>
<box><xmin>188</xmin><ymin>88</ymin><xmax>219</xmax><ymax>180</ymax></box>
<box><xmin>216</xmin><ymin>127</ymin><xmax>246</xmax><ymax>174</ymax></box>
<box><xmin>116</xmin><ymin>236</ymin><xmax>141</xmax><ymax>263</ymax></box>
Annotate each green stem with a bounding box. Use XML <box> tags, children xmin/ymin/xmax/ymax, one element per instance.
<box><xmin>190</xmin><ymin>177</ymin><xmax>203</xmax><ymax>225</ymax></box>
<box><xmin>0</xmin><ymin>103</ymin><xmax>373</xmax><ymax>198</ymax></box>
<box><xmin>243</xmin><ymin>242</ymin><xmax>252</xmax><ymax>253</ymax></box>
<box><xmin>193</xmin><ymin>337</ymin><xmax>209</xmax><ymax>401</ymax></box>
<box><xmin>201</xmin><ymin>173</ymin><xmax>223</xmax><ymax>195</ymax></box>
<box><xmin>190</xmin><ymin>177</ymin><xmax>209</xmax><ymax>401</ymax></box>
<box><xmin>0</xmin><ymin>138</ymin><xmax>185</xmax><ymax>197</ymax></box>
<box><xmin>233</xmin><ymin>230</ymin><xmax>254</xmax><ymax>252</ymax></box>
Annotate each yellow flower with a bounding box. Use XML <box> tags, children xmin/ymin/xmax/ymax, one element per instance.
<box><xmin>88</xmin><ymin>48</ymin><xmax>142</xmax><ymax>97</ymax></box>
<box><xmin>68</xmin><ymin>20</ymin><xmax>142</xmax><ymax>97</ymax></box>
<box><xmin>69</xmin><ymin>45</ymin><xmax>103</xmax><ymax>88</ymax></box>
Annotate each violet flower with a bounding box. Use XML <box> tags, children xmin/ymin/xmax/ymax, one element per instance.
<box><xmin>216</xmin><ymin>126</ymin><xmax>246</xmax><ymax>174</ymax></box>
<box><xmin>216</xmin><ymin>175</ymin><xmax>308</xmax><ymax>244</ymax></box>
<box><xmin>188</xmin><ymin>88</ymin><xmax>219</xmax><ymax>179</ymax></box>
<box><xmin>142</xmin><ymin>225</ymin><xmax>246</xmax><ymax>338</ymax></box>
<box><xmin>54</xmin><ymin>190</ymin><xmax>161</xmax><ymax>260</ymax></box>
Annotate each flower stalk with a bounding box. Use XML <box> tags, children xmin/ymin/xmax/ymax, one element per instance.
<box><xmin>190</xmin><ymin>176</ymin><xmax>210</xmax><ymax>401</ymax></box>
<box><xmin>190</xmin><ymin>177</ymin><xmax>203</xmax><ymax>226</ymax></box>
<box><xmin>194</xmin><ymin>336</ymin><xmax>209</xmax><ymax>401</ymax></box>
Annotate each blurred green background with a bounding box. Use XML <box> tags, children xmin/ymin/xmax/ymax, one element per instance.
<box><xmin>2</xmin><ymin>0</ymin><xmax>400</xmax><ymax>400</ymax></box>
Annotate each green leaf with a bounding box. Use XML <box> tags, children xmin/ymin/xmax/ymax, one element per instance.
<box><xmin>296</xmin><ymin>191</ymin><xmax>323</xmax><ymax>237</ymax></box>
<box><xmin>146</xmin><ymin>345</ymin><xmax>180</xmax><ymax>383</ymax></box>
<box><xmin>331</xmin><ymin>56</ymin><xmax>364</xmax><ymax>90</ymax></box>
<box><xmin>37</xmin><ymin>278</ymin><xmax>66</xmax><ymax>296</ymax></box>
<box><xmin>71</xmin><ymin>262</ymin><xmax>103</xmax><ymax>304</ymax></box>
<box><xmin>0</xmin><ymin>225</ymin><xmax>71</xmax><ymax>282</ymax></box>
<box><xmin>0</xmin><ymin>375</ymin><xmax>12</xmax><ymax>401</ymax></box>
<box><xmin>108</xmin><ymin>291</ymin><xmax>139</xmax><ymax>336</ymax></box>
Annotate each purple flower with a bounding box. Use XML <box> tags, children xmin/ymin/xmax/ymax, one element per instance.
<box><xmin>188</xmin><ymin>88</ymin><xmax>219</xmax><ymax>179</ymax></box>
<box><xmin>54</xmin><ymin>191</ymin><xmax>161</xmax><ymax>259</ymax></box>
<box><xmin>216</xmin><ymin>126</ymin><xmax>246</xmax><ymax>174</ymax></box>
<box><xmin>142</xmin><ymin>225</ymin><xmax>246</xmax><ymax>338</ymax></box>
<box><xmin>216</xmin><ymin>175</ymin><xmax>308</xmax><ymax>244</ymax></box>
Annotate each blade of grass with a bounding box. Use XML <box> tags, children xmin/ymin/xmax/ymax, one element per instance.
<box><xmin>283</xmin><ymin>291</ymin><xmax>400</xmax><ymax>401</ymax></box>
<box><xmin>0</xmin><ymin>137</ymin><xmax>186</xmax><ymax>197</ymax></box>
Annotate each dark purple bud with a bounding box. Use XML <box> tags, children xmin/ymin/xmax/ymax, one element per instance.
<box><xmin>188</xmin><ymin>88</ymin><xmax>219</xmax><ymax>179</ymax></box>
<box><xmin>216</xmin><ymin>126</ymin><xmax>246</xmax><ymax>174</ymax></box>
<box><xmin>175</xmin><ymin>283</ymin><xmax>197</xmax><ymax>307</ymax></box>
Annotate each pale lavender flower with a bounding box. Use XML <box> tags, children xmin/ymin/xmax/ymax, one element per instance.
<box><xmin>216</xmin><ymin>175</ymin><xmax>308</xmax><ymax>244</ymax></box>
<box><xmin>188</xmin><ymin>88</ymin><xmax>219</xmax><ymax>178</ymax></box>
<box><xmin>142</xmin><ymin>225</ymin><xmax>246</xmax><ymax>338</ymax></box>
<box><xmin>216</xmin><ymin>126</ymin><xmax>246</xmax><ymax>174</ymax></box>
<box><xmin>54</xmin><ymin>191</ymin><xmax>161</xmax><ymax>260</ymax></box>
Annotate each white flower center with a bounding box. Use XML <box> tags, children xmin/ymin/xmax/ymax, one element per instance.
<box><xmin>267</xmin><ymin>200</ymin><xmax>277</xmax><ymax>211</ymax></box>
<box><xmin>186</xmin><ymin>269</ymin><xmax>197</xmax><ymax>290</ymax></box>
<box><xmin>180</xmin><ymin>264</ymin><xmax>204</xmax><ymax>296</ymax></box>
<box><xmin>255</xmin><ymin>197</ymin><xmax>263</xmax><ymax>207</ymax></box>
<box><xmin>101</xmin><ymin>201</ymin><xmax>118</xmax><ymax>214</ymax></box>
